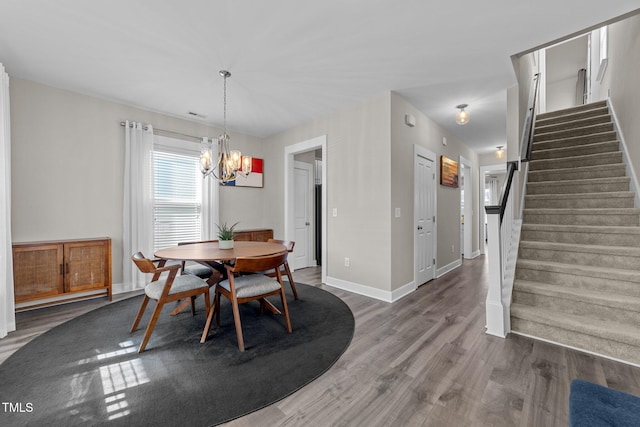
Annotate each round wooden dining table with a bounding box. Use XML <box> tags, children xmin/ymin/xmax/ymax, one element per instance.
<box><xmin>154</xmin><ymin>240</ymin><xmax>289</xmax><ymax>320</ymax></box>
<box><xmin>154</xmin><ymin>240</ymin><xmax>287</xmax><ymax>263</ymax></box>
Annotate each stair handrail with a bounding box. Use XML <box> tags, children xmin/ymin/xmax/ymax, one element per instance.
<box><xmin>486</xmin><ymin>73</ymin><xmax>540</xmax><ymax>225</ymax></box>
<box><xmin>484</xmin><ymin>72</ymin><xmax>540</xmax><ymax>338</ymax></box>
<box><xmin>520</xmin><ymin>72</ymin><xmax>541</xmax><ymax>163</ymax></box>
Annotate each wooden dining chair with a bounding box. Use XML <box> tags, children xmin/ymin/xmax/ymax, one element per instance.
<box><xmin>130</xmin><ymin>252</ymin><xmax>210</xmax><ymax>353</ymax></box>
<box><xmin>266</xmin><ymin>239</ymin><xmax>299</xmax><ymax>300</ymax></box>
<box><xmin>200</xmin><ymin>251</ymin><xmax>291</xmax><ymax>352</ymax></box>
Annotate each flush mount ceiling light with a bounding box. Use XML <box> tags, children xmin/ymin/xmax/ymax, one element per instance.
<box><xmin>455</xmin><ymin>104</ymin><xmax>469</xmax><ymax>125</ymax></box>
<box><xmin>495</xmin><ymin>145</ymin><xmax>505</xmax><ymax>159</ymax></box>
<box><xmin>199</xmin><ymin>70</ymin><xmax>251</xmax><ymax>183</ymax></box>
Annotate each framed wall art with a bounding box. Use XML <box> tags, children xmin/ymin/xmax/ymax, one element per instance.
<box><xmin>440</xmin><ymin>155</ymin><xmax>458</xmax><ymax>188</ymax></box>
<box><xmin>222</xmin><ymin>157</ymin><xmax>264</xmax><ymax>188</ymax></box>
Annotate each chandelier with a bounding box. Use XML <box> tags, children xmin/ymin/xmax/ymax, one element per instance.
<box><xmin>200</xmin><ymin>70</ymin><xmax>251</xmax><ymax>183</ymax></box>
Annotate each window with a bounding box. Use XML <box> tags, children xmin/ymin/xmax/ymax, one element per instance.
<box><xmin>151</xmin><ymin>136</ymin><xmax>216</xmax><ymax>252</ymax></box>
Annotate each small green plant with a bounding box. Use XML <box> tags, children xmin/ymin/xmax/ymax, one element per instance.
<box><xmin>216</xmin><ymin>221</ymin><xmax>239</xmax><ymax>241</ymax></box>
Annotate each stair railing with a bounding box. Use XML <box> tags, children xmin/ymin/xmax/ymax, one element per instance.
<box><xmin>484</xmin><ymin>73</ymin><xmax>540</xmax><ymax>337</ymax></box>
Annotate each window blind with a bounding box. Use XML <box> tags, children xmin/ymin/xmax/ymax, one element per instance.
<box><xmin>153</xmin><ymin>150</ymin><xmax>202</xmax><ymax>251</ymax></box>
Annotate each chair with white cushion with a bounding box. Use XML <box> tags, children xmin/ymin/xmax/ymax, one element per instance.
<box><xmin>200</xmin><ymin>251</ymin><xmax>291</xmax><ymax>351</ymax></box>
<box><xmin>130</xmin><ymin>252</ymin><xmax>210</xmax><ymax>353</ymax></box>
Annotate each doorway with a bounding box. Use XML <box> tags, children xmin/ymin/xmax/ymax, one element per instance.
<box><xmin>460</xmin><ymin>156</ymin><xmax>472</xmax><ymax>259</ymax></box>
<box><xmin>284</xmin><ymin>136</ymin><xmax>327</xmax><ymax>283</ymax></box>
<box><xmin>479</xmin><ymin>163</ymin><xmax>507</xmax><ymax>254</ymax></box>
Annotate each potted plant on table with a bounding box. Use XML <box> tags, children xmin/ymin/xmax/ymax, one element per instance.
<box><xmin>217</xmin><ymin>221</ymin><xmax>239</xmax><ymax>249</ymax></box>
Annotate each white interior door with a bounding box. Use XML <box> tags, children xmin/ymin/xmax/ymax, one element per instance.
<box><xmin>414</xmin><ymin>146</ymin><xmax>435</xmax><ymax>286</ymax></box>
<box><xmin>293</xmin><ymin>161</ymin><xmax>313</xmax><ymax>270</ymax></box>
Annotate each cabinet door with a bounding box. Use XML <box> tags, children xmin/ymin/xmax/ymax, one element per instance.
<box><xmin>64</xmin><ymin>240</ymin><xmax>109</xmax><ymax>293</ymax></box>
<box><xmin>13</xmin><ymin>244</ymin><xmax>64</xmax><ymax>303</ymax></box>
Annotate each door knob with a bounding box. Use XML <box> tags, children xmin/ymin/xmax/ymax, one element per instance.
<box><xmin>305</xmin><ymin>222</ymin><xmax>310</xmax><ymax>226</ymax></box>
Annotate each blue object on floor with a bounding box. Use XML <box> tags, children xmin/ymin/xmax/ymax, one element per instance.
<box><xmin>570</xmin><ymin>379</ymin><xmax>640</xmax><ymax>426</ymax></box>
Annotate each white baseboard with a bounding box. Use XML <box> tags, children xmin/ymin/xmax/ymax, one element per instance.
<box><xmin>436</xmin><ymin>258</ymin><xmax>462</xmax><ymax>278</ymax></box>
<box><xmin>112</xmin><ymin>282</ymin><xmax>142</xmax><ymax>295</ymax></box>
<box><xmin>325</xmin><ymin>276</ymin><xmax>416</xmax><ymax>303</ymax></box>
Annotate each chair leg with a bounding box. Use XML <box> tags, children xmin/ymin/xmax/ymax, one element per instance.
<box><xmin>138</xmin><ymin>301</ymin><xmax>164</xmax><ymax>353</ymax></box>
<box><xmin>280</xmin><ymin>288</ymin><xmax>292</xmax><ymax>333</ymax></box>
<box><xmin>204</xmin><ymin>287</ymin><xmax>211</xmax><ymax>314</ymax></box>
<box><xmin>170</xmin><ymin>299</ymin><xmax>190</xmax><ymax>316</ymax></box>
<box><xmin>230</xmin><ymin>297</ymin><xmax>245</xmax><ymax>352</ymax></box>
<box><xmin>283</xmin><ymin>262</ymin><xmax>299</xmax><ymax>300</ymax></box>
<box><xmin>190</xmin><ymin>296</ymin><xmax>197</xmax><ymax>316</ymax></box>
<box><xmin>215</xmin><ymin>291</ymin><xmax>221</xmax><ymax>328</ymax></box>
<box><xmin>130</xmin><ymin>295</ymin><xmax>150</xmax><ymax>333</ymax></box>
<box><xmin>200</xmin><ymin>291</ymin><xmax>216</xmax><ymax>343</ymax></box>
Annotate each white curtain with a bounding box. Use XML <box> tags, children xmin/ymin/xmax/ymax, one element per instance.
<box><xmin>123</xmin><ymin>121</ymin><xmax>154</xmax><ymax>290</ymax></box>
<box><xmin>0</xmin><ymin>64</ymin><xmax>14</xmax><ymax>338</ymax></box>
<box><xmin>488</xmin><ymin>178</ymin><xmax>499</xmax><ymax>205</ymax></box>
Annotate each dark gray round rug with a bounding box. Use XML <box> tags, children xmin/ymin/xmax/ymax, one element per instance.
<box><xmin>0</xmin><ymin>283</ymin><xmax>354</xmax><ymax>426</ymax></box>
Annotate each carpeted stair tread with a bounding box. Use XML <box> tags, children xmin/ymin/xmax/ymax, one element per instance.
<box><xmin>531</xmin><ymin>140</ymin><xmax>619</xmax><ymax>159</ymax></box>
<box><xmin>524</xmin><ymin>192</ymin><xmax>634</xmax><ymax>209</ymax></box>
<box><xmin>516</xmin><ymin>259</ymin><xmax>640</xmax><ymax>283</ymax></box>
<box><xmin>520</xmin><ymin>223</ymin><xmax>640</xmax><ymax>243</ymax></box>
<box><xmin>519</xmin><ymin>240</ymin><xmax>640</xmax><ymax>259</ymax></box>
<box><xmin>533</xmin><ymin>123</ymin><xmax>614</xmax><ymax>142</ymax></box>
<box><xmin>531</xmin><ymin>131</ymin><xmax>617</xmax><ymax>151</ymax></box>
<box><xmin>535</xmin><ymin>106</ymin><xmax>609</xmax><ymax>127</ymax></box>
<box><xmin>525</xmin><ymin>191</ymin><xmax>633</xmax><ymax>200</ymax></box>
<box><xmin>528</xmin><ymin>163</ymin><xmax>626</xmax><ymax>182</ymax></box>
<box><xmin>535</xmin><ymin>114</ymin><xmax>611</xmax><ymax>134</ymax></box>
<box><xmin>519</xmin><ymin>240</ymin><xmax>640</xmax><ymax>270</ymax></box>
<box><xmin>513</xmin><ymin>280</ymin><xmax>640</xmax><ymax>313</ymax></box>
<box><xmin>536</xmin><ymin>100</ymin><xmax>608</xmax><ymax>120</ymax></box>
<box><xmin>526</xmin><ymin>176</ymin><xmax>630</xmax><ymax>195</ymax></box>
<box><xmin>529</xmin><ymin>151</ymin><xmax>622</xmax><ymax>171</ymax></box>
<box><xmin>523</xmin><ymin>207</ymin><xmax>639</xmax><ymax>215</ymax></box>
<box><xmin>521</xmin><ymin>223</ymin><xmax>640</xmax><ymax>234</ymax></box>
<box><xmin>510</xmin><ymin>303</ymin><xmax>640</xmax><ymax>348</ymax></box>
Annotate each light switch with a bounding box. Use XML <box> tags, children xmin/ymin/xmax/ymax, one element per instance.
<box><xmin>332</xmin><ymin>208</ymin><xmax>338</xmax><ymax>217</ymax></box>
<box><xmin>395</xmin><ymin>208</ymin><xmax>401</xmax><ymax>218</ymax></box>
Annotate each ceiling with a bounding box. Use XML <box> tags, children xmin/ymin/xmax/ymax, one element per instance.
<box><xmin>0</xmin><ymin>1</ymin><xmax>638</xmax><ymax>154</ymax></box>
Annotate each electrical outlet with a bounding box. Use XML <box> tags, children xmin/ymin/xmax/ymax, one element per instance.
<box><xmin>344</xmin><ymin>257</ymin><xmax>350</xmax><ymax>267</ymax></box>
<box><xmin>452</xmin><ymin>244</ymin><xmax>455</xmax><ymax>253</ymax></box>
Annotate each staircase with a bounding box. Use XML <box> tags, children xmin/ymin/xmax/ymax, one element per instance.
<box><xmin>511</xmin><ymin>100</ymin><xmax>640</xmax><ymax>366</ymax></box>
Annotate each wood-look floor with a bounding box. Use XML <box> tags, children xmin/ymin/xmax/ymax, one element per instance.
<box><xmin>3</xmin><ymin>256</ymin><xmax>640</xmax><ymax>426</ymax></box>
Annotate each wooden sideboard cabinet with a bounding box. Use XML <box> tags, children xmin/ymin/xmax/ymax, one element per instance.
<box><xmin>233</xmin><ymin>228</ymin><xmax>273</xmax><ymax>242</ymax></box>
<box><xmin>12</xmin><ymin>238</ymin><xmax>112</xmax><ymax>310</ymax></box>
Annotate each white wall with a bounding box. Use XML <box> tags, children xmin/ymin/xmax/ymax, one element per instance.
<box><xmin>545</xmin><ymin>35</ymin><xmax>588</xmax><ymax>111</ymax></box>
<box><xmin>597</xmin><ymin>14</ymin><xmax>640</xmax><ymax>176</ymax></box>
<box><xmin>263</xmin><ymin>92</ymin><xmax>392</xmax><ymax>292</ymax></box>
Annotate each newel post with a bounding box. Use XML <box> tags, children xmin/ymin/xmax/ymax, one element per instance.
<box><xmin>485</xmin><ymin>211</ymin><xmax>508</xmax><ymax>337</ymax></box>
